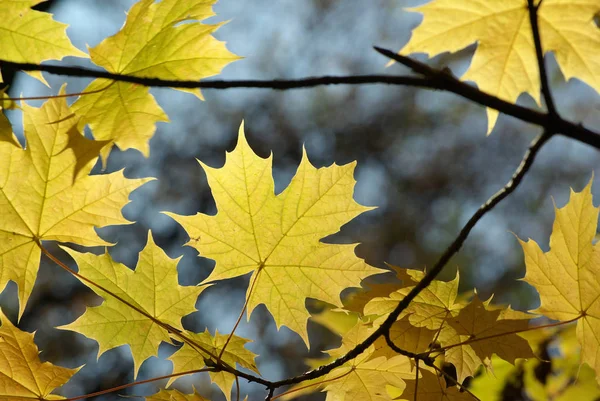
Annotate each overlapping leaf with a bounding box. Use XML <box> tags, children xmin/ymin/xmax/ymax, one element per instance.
<box><xmin>365</xmin><ymin>270</ymin><xmax>466</xmax><ymax>330</ymax></box>
<box><xmin>168</xmin><ymin>330</ymin><xmax>258</xmax><ymax>401</ymax></box>
<box><xmin>147</xmin><ymin>388</ymin><xmax>208</xmax><ymax>401</ymax></box>
<box><xmin>0</xmin><ymin>93</ymin><xmax>149</xmax><ymax>316</ymax></box>
<box><xmin>60</xmin><ymin>232</ymin><xmax>204</xmax><ymax>377</ymax></box>
<box><xmin>440</xmin><ymin>296</ymin><xmax>534</xmax><ymax>381</ymax></box>
<box><xmin>0</xmin><ymin>310</ymin><xmax>78</xmax><ymax>400</ymax></box>
<box><xmin>400</xmin><ymin>0</ymin><xmax>600</xmax><ymax>132</ymax></box>
<box><xmin>71</xmin><ymin>0</ymin><xmax>240</xmax><ymax>158</ymax></box>
<box><xmin>366</xmin><ymin>272</ymin><xmax>534</xmax><ymax>381</ymax></box>
<box><xmin>167</xmin><ymin>123</ymin><xmax>384</xmax><ymax>344</ymax></box>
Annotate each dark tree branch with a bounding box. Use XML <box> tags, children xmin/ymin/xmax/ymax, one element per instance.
<box><xmin>372</xmin><ymin>47</ymin><xmax>598</xmax><ymax>147</ymax></box>
<box><xmin>1</xmin><ymin>58</ymin><xmax>598</xmax><ymax>149</ymax></box>
<box><xmin>527</xmin><ymin>0</ymin><xmax>558</xmax><ymax>117</ymax></box>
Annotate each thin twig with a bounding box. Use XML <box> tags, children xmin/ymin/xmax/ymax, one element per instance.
<box><xmin>64</xmin><ymin>368</ymin><xmax>214</xmax><ymax>401</ymax></box>
<box><xmin>372</xmin><ymin>47</ymin><xmax>598</xmax><ymax>149</ymax></box>
<box><xmin>40</xmin><ymin>245</ymin><xmax>273</xmax><ymax>386</ymax></box>
<box><xmin>384</xmin><ymin>331</ymin><xmax>435</xmax><ymax>366</ymax></box>
<box><xmin>0</xmin><ymin>61</ymin><xmax>430</xmax><ymax>89</ymax></box>
<box><xmin>1</xmin><ymin>58</ymin><xmax>598</xmax><ymax>149</ymax></box>
<box><xmin>220</xmin><ymin>270</ymin><xmax>262</xmax><ymax>360</ymax></box>
<box><xmin>527</xmin><ymin>0</ymin><xmax>558</xmax><ymax>116</ymax></box>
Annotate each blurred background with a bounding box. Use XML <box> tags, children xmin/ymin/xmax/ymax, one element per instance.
<box><xmin>1</xmin><ymin>0</ymin><xmax>599</xmax><ymax>400</ymax></box>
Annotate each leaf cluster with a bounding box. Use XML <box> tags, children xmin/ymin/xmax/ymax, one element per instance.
<box><xmin>0</xmin><ymin>0</ymin><xmax>598</xmax><ymax>401</ymax></box>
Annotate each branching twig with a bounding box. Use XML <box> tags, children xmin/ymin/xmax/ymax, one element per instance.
<box><xmin>527</xmin><ymin>0</ymin><xmax>558</xmax><ymax>117</ymax></box>
<box><xmin>373</xmin><ymin>47</ymin><xmax>597</xmax><ymax>148</ymax></box>
<box><xmin>11</xmin><ymin>7</ymin><xmax>591</xmax><ymax>394</ymax></box>
<box><xmin>1</xmin><ymin>58</ymin><xmax>598</xmax><ymax>149</ymax></box>
<box><xmin>265</xmin><ymin>387</ymin><xmax>275</xmax><ymax>401</ymax></box>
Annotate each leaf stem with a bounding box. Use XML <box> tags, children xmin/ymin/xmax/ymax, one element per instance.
<box><xmin>4</xmin><ymin>82</ymin><xmax>113</xmax><ymax>102</ymax></box>
<box><xmin>39</xmin><ymin>244</ymin><xmax>261</xmax><ymax>384</ymax></box>
<box><xmin>64</xmin><ymin>368</ymin><xmax>213</xmax><ymax>401</ymax></box>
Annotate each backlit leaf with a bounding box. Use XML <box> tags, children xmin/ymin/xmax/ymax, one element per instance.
<box><xmin>59</xmin><ymin>232</ymin><xmax>203</xmax><ymax>377</ymax></box>
<box><xmin>400</xmin><ymin>0</ymin><xmax>600</xmax><ymax>132</ymax></box>
<box><xmin>0</xmin><ymin>93</ymin><xmax>149</xmax><ymax>317</ymax></box>
<box><xmin>167</xmin><ymin>123</ymin><xmax>384</xmax><ymax>344</ymax></box>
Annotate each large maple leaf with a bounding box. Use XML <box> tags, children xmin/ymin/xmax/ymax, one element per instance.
<box><xmin>59</xmin><ymin>232</ymin><xmax>204</xmax><ymax>377</ymax></box>
<box><xmin>0</xmin><ymin>93</ymin><xmax>149</xmax><ymax>317</ymax></box>
<box><xmin>519</xmin><ymin>180</ymin><xmax>600</xmax><ymax>382</ymax></box>
<box><xmin>71</xmin><ymin>0</ymin><xmax>240</xmax><ymax>158</ymax></box>
<box><xmin>167</xmin><ymin>123</ymin><xmax>384</xmax><ymax>344</ymax></box>
<box><xmin>439</xmin><ymin>295</ymin><xmax>534</xmax><ymax>381</ymax></box>
<box><xmin>0</xmin><ymin>1</ymin><xmax>87</xmax><ymax>84</ymax></box>
<box><xmin>400</xmin><ymin>0</ymin><xmax>600</xmax><ymax>132</ymax></box>
<box><xmin>0</xmin><ymin>310</ymin><xmax>78</xmax><ymax>400</ymax></box>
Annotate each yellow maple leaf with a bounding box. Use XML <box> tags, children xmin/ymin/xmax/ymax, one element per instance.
<box><xmin>0</xmin><ymin>93</ymin><xmax>149</xmax><ymax>317</ymax></box>
<box><xmin>322</xmin><ymin>323</ymin><xmax>415</xmax><ymax>401</ymax></box>
<box><xmin>59</xmin><ymin>232</ymin><xmax>204</xmax><ymax>377</ymax></box>
<box><xmin>365</xmin><ymin>272</ymin><xmax>533</xmax><ymax>381</ymax></box>
<box><xmin>71</xmin><ymin>0</ymin><xmax>240</xmax><ymax>158</ymax></box>
<box><xmin>0</xmin><ymin>1</ymin><xmax>87</xmax><ymax>84</ymax></box>
<box><xmin>519</xmin><ymin>179</ymin><xmax>600</xmax><ymax>382</ymax></box>
<box><xmin>364</xmin><ymin>270</ymin><xmax>466</xmax><ymax>330</ymax></box>
<box><xmin>168</xmin><ymin>330</ymin><xmax>258</xmax><ymax>401</ymax></box>
<box><xmin>400</xmin><ymin>0</ymin><xmax>600</xmax><ymax>132</ymax></box>
<box><xmin>439</xmin><ymin>295</ymin><xmax>534</xmax><ymax>381</ymax></box>
<box><xmin>344</xmin><ymin>265</ymin><xmax>417</xmax><ymax>314</ymax></box>
<box><xmin>147</xmin><ymin>388</ymin><xmax>208</xmax><ymax>401</ymax></box>
<box><xmin>166</xmin><ymin>123</ymin><xmax>384</xmax><ymax>344</ymax></box>
<box><xmin>0</xmin><ymin>309</ymin><xmax>78</xmax><ymax>400</ymax></box>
